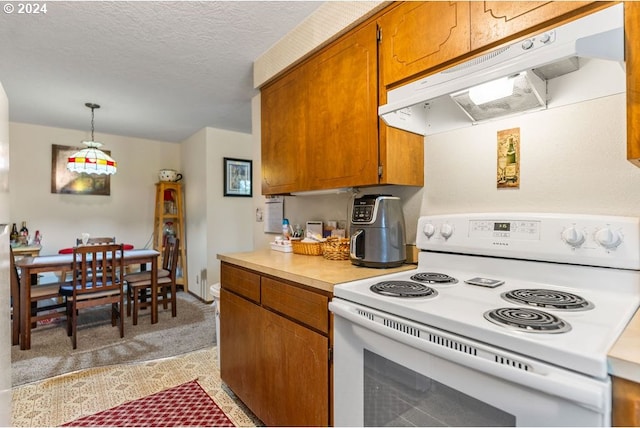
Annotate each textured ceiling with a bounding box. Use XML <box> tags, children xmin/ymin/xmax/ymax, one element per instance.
<box><xmin>0</xmin><ymin>1</ymin><xmax>323</xmax><ymax>142</ymax></box>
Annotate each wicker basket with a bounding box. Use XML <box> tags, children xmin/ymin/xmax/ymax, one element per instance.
<box><xmin>291</xmin><ymin>240</ymin><xmax>324</xmax><ymax>256</ymax></box>
<box><xmin>323</xmin><ymin>237</ymin><xmax>350</xmax><ymax>261</ymax></box>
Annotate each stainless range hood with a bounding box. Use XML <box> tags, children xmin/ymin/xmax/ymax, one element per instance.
<box><xmin>379</xmin><ymin>4</ymin><xmax>625</xmax><ymax>136</ymax></box>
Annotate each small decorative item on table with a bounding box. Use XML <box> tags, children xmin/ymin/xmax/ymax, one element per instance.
<box><xmin>291</xmin><ymin>239</ymin><xmax>324</xmax><ymax>256</ymax></box>
<box><xmin>323</xmin><ymin>237</ymin><xmax>350</xmax><ymax>260</ymax></box>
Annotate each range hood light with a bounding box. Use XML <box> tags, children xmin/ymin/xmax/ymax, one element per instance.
<box><xmin>449</xmin><ymin>70</ymin><xmax>547</xmax><ymax>122</ymax></box>
<box><xmin>466</xmin><ymin>75</ymin><xmax>516</xmax><ymax>105</ymax></box>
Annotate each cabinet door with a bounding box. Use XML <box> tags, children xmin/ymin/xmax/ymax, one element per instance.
<box><xmin>261</xmin><ymin>65</ymin><xmax>309</xmax><ymax>195</ymax></box>
<box><xmin>612</xmin><ymin>376</ymin><xmax>640</xmax><ymax>426</ymax></box>
<box><xmin>306</xmin><ymin>21</ymin><xmax>379</xmax><ymax>190</ymax></box>
<box><xmin>259</xmin><ymin>305</ymin><xmax>329</xmax><ymax>426</ymax></box>
<box><xmin>470</xmin><ymin>1</ymin><xmax>595</xmax><ymax>51</ymax></box>
<box><xmin>379</xmin><ymin>123</ymin><xmax>424</xmax><ymax>186</ymax></box>
<box><xmin>379</xmin><ymin>1</ymin><xmax>471</xmax><ymax>87</ymax></box>
<box><xmin>626</xmin><ymin>1</ymin><xmax>640</xmax><ymax>167</ymax></box>
<box><xmin>219</xmin><ymin>289</ymin><xmax>263</xmax><ymax>416</ymax></box>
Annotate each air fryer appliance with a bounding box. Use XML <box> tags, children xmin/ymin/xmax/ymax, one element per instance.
<box><xmin>350</xmin><ymin>194</ymin><xmax>406</xmax><ymax>268</ymax></box>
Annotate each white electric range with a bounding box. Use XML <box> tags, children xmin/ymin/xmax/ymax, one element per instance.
<box><xmin>330</xmin><ymin>213</ymin><xmax>640</xmax><ymax>426</ymax></box>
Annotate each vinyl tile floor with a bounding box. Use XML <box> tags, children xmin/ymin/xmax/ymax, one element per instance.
<box><xmin>11</xmin><ymin>346</ymin><xmax>262</xmax><ymax>427</ymax></box>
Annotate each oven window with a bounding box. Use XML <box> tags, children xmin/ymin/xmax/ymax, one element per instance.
<box><xmin>363</xmin><ymin>350</ymin><xmax>515</xmax><ymax>426</ymax></box>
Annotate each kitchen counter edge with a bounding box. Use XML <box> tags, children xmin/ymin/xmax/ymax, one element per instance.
<box><xmin>217</xmin><ymin>248</ymin><xmax>416</xmax><ymax>293</ymax></box>
<box><xmin>608</xmin><ymin>308</ymin><xmax>640</xmax><ymax>383</ymax></box>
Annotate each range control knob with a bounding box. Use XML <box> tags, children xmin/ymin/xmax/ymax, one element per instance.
<box><xmin>539</xmin><ymin>32</ymin><xmax>552</xmax><ymax>44</ymax></box>
<box><xmin>440</xmin><ymin>223</ymin><xmax>454</xmax><ymax>240</ymax></box>
<box><xmin>423</xmin><ymin>223</ymin><xmax>436</xmax><ymax>238</ymax></box>
<box><xmin>595</xmin><ymin>227</ymin><xmax>623</xmax><ymax>250</ymax></box>
<box><xmin>521</xmin><ymin>38</ymin><xmax>534</xmax><ymax>50</ymax></box>
<box><xmin>561</xmin><ymin>226</ymin><xmax>585</xmax><ymax>248</ymax></box>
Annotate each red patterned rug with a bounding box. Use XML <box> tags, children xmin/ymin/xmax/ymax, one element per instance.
<box><xmin>62</xmin><ymin>380</ymin><xmax>235</xmax><ymax>427</ymax></box>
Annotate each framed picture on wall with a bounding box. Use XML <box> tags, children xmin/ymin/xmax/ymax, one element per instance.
<box><xmin>51</xmin><ymin>144</ymin><xmax>111</xmax><ymax>195</ymax></box>
<box><xmin>224</xmin><ymin>157</ymin><xmax>252</xmax><ymax>197</ymax></box>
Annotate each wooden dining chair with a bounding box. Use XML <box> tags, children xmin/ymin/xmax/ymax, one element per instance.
<box><xmin>125</xmin><ymin>236</ymin><xmax>179</xmax><ymax>325</ymax></box>
<box><xmin>10</xmin><ymin>246</ymin><xmax>66</xmax><ymax>346</ymax></box>
<box><xmin>60</xmin><ymin>237</ymin><xmax>117</xmax><ymax>281</ymax></box>
<box><xmin>60</xmin><ymin>243</ymin><xmax>125</xmax><ymax>349</ymax></box>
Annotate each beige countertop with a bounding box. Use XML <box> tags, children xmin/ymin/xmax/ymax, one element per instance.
<box><xmin>217</xmin><ymin>248</ymin><xmax>416</xmax><ymax>293</ymax></box>
<box><xmin>608</xmin><ymin>308</ymin><xmax>640</xmax><ymax>383</ymax></box>
<box><xmin>218</xmin><ymin>249</ymin><xmax>639</xmax><ymax>383</ymax></box>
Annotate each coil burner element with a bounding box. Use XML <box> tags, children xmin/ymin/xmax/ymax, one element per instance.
<box><xmin>410</xmin><ymin>272</ymin><xmax>458</xmax><ymax>285</ymax></box>
<box><xmin>502</xmin><ymin>289</ymin><xmax>594</xmax><ymax>311</ymax></box>
<box><xmin>370</xmin><ymin>281</ymin><xmax>438</xmax><ymax>298</ymax></box>
<box><xmin>484</xmin><ymin>307</ymin><xmax>571</xmax><ymax>334</ymax></box>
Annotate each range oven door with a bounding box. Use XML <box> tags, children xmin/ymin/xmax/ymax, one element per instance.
<box><xmin>330</xmin><ymin>298</ymin><xmax>610</xmax><ymax>427</ymax></box>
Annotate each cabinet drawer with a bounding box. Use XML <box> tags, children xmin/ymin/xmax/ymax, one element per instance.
<box><xmin>262</xmin><ymin>277</ymin><xmax>329</xmax><ymax>334</ymax></box>
<box><xmin>221</xmin><ymin>263</ymin><xmax>261</xmax><ymax>304</ymax></box>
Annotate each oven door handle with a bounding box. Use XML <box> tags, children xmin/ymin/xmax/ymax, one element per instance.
<box><xmin>330</xmin><ymin>299</ymin><xmax>608</xmax><ymax>412</ymax></box>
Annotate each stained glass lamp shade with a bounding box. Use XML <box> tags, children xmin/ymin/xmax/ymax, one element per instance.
<box><xmin>67</xmin><ymin>103</ymin><xmax>117</xmax><ymax>175</ymax></box>
<box><xmin>67</xmin><ymin>141</ymin><xmax>117</xmax><ymax>175</ymax></box>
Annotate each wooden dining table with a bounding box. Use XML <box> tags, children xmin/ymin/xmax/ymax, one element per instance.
<box><xmin>14</xmin><ymin>248</ymin><xmax>160</xmax><ymax>350</ymax></box>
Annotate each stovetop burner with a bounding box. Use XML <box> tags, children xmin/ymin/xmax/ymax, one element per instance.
<box><xmin>484</xmin><ymin>307</ymin><xmax>572</xmax><ymax>334</ymax></box>
<box><xmin>370</xmin><ymin>281</ymin><xmax>438</xmax><ymax>298</ymax></box>
<box><xmin>410</xmin><ymin>272</ymin><xmax>458</xmax><ymax>285</ymax></box>
<box><xmin>502</xmin><ymin>289</ymin><xmax>594</xmax><ymax>311</ymax></box>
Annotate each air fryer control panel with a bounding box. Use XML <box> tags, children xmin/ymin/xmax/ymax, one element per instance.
<box><xmin>352</xmin><ymin>200</ymin><xmax>375</xmax><ymax>223</ymax></box>
<box><xmin>352</xmin><ymin>195</ymin><xmax>392</xmax><ymax>224</ymax></box>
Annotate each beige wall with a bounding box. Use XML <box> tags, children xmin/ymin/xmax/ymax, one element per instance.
<box><xmin>183</xmin><ymin>127</ymin><xmax>253</xmax><ymax>301</ymax></box>
<box><xmin>9</xmin><ymin>122</ymin><xmax>181</xmax><ymax>256</ymax></box>
<box><xmin>420</xmin><ymin>93</ymin><xmax>639</xmax><ymax>221</ymax></box>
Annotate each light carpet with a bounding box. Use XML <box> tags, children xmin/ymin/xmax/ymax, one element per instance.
<box><xmin>11</xmin><ymin>347</ymin><xmax>261</xmax><ymax>427</ymax></box>
<box><xmin>61</xmin><ymin>379</ymin><xmax>234</xmax><ymax>427</ymax></box>
<box><xmin>12</xmin><ymin>291</ymin><xmax>215</xmax><ymax>386</ymax></box>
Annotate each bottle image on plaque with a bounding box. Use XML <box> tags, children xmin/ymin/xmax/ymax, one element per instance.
<box><xmin>497</xmin><ymin>127</ymin><xmax>520</xmax><ymax>189</ymax></box>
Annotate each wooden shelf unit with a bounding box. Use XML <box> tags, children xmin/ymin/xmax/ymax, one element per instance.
<box><xmin>153</xmin><ymin>181</ymin><xmax>188</xmax><ymax>291</ymax></box>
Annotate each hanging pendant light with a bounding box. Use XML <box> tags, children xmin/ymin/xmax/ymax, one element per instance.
<box><xmin>67</xmin><ymin>103</ymin><xmax>117</xmax><ymax>175</ymax></box>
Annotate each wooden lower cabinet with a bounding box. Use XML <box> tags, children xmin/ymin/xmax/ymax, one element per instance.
<box><xmin>260</xmin><ymin>308</ymin><xmax>329</xmax><ymax>426</ymax></box>
<box><xmin>220</xmin><ymin>263</ymin><xmax>331</xmax><ymax>426</ymax></box>
<box><xmin>220</xmin><ymin>289</ymin><xmax>262</xmax><ymax>411</ymax></box>
<box><xmin>612</xmin><ymin>376</ymin><xmax>640</xmax><ymax>426</ymax></box>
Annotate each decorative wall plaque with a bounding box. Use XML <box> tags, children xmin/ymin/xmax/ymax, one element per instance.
<box><xmin>497</xmin><ymin>128</ymin><xmax>520</xmax><ymax>189</ymax></box>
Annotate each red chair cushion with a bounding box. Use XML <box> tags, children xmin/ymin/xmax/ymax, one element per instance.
<box><xmin>59</xmin><ymin>244</ymin><xmax>134</xmax><ymax>254</ymax></box>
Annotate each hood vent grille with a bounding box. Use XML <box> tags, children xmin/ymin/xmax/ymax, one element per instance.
<box><xmin>444</xmin><ymin>46</ymin><xmax>510</xmax><ymax>74</ymax></box>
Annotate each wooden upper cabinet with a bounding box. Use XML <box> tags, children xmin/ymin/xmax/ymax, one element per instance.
<box><xmin>306</xmin><ymin>21</ymin><xmax>379</xmax><ymax>190</ymax></box>
<box><xmin>261</xmin><ymin>65</ymin><xmax>308</xmax><ymax>195</ymax></box>
<box><xmin>261</xmin><ymin>18</ymin><xmax>424</xmax><ymax>195</ymax></box>
<box><xmin>379</xmin><ymin>1</ymin><xmax>471</xmax><ymax>88</ymax></box>
<box><xmin>469</xmin><ymin>1</ymin><xmax>596</xmax><ymax>51</ymax></box>
<box><xmin>627</xmin><ymin>1</ymin><xmax>640</xmax><ymax>167</ymax></box>
<box><xmin>379</xmin><ymin>124</ymin><xmax>424</xmax><ymax>185</ymax></box>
